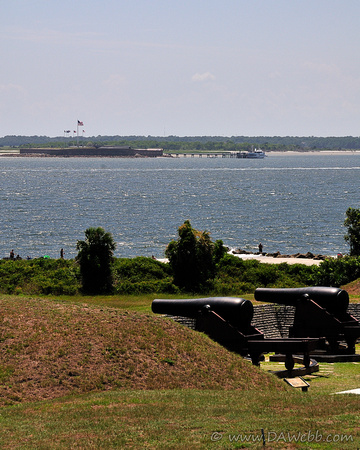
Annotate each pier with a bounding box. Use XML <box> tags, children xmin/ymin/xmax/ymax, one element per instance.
<box><xmin>169</xmin><ymin>151</ymin><xmax>249</xmax><ymax>158</ymax></box>
<box><xmin>168</xmin><ymin>149</ymin><xmax>266</xmax><ymax>158</ymax></box>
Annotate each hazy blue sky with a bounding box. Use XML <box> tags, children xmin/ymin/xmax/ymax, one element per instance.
<box><xmin>1</xmin><ymin>0</ymin><xmax>360</xmax><ymax>137</ymax></box>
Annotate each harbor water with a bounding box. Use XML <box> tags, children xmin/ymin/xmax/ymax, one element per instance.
<box><xmin>1</xmin><ymin>152</ymin><xmax>359</xmax><ymax>260</ymax></box>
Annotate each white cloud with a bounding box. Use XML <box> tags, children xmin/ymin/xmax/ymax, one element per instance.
<box><xmin>191</xmin><ymin>72</ymin><xmax>216</xmax><ymax>82</ymax></box>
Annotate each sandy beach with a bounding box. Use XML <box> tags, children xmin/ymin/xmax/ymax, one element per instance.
<box><xmin>157</xmin><ymin>254</ymin><xmax>323</xmax><ymax>266</ymax></box>
<box><xmin>231</xmin><ymin>253</ymin><xmax>322</xmax><ymax>266</ymax></box>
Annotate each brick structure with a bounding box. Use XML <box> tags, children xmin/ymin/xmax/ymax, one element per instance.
<box><xmin>169</xmin><ymin>303</ymin><xmax>360</xmax><ymax>340</ymax></box>
<box><xmin>19</xmin><ymin>146</ymin><xmax>163</xmax><ymax>157</ymax></box>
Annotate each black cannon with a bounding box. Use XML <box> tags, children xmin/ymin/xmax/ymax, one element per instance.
<box><xmin>152</xmin><ymin>297</ymin><xmax>263</xmax><ymax>355</ymax></box>
<box><xmin>152</xmin><ymin>297</ymin><xmax>254</xmax><ymax>329</ymax></box>
<box><xmin>152</xmin><ymin>297</ymin><xmax>321</xmax><ymax>374</ymax></box>
<box><xmin>255</xmin><ymin>286</ymin><xmax>360</xmax><ymax>355</ymax></box>
<box><xmin>255</xmin><ymin>287</ymin><xmax>349</xmax><ymax>315</ymax></box>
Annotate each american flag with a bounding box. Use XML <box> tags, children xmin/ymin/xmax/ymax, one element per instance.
<box><xmin>78</xmin><ymin>120</ymin><xmax>84</xmax><ymax>126</ymax></box>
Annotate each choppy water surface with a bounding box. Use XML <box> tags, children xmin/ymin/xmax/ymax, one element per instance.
<box><xmin>1</xmin><ymin>153</ymin><xmax>359</xmax><ymax>259</ymax></box>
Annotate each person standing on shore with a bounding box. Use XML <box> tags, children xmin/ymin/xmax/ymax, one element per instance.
<box><xmin>60</xmin><ymin>248</ymin><xmax>64</xmax><ymax>259</ymax></box>
<box><xmin>258</xmin><ymin>243</ymin><xmax>263</xmax><ymax>254</ymax></box>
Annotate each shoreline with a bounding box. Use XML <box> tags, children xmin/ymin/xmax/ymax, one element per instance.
<box><xmin>230</xmin><ymin>248</ymin><xmax>329</xmax><ymax>266</ymax></box>
<box><xmin>232</xmin><ymin>253</ymin><xmax>322</xmax><ymax>266</ymax></box>
<box><xmin>158</xmin><ymin>252</ymin><xmax>326</xmax><ymax>266</ymax></box>
<box><xmin>268</xmin><ymin>150</ymin><xmax>360</xmax><ymax>156</ymax></box>
<box><xmin>1</xmin><ymin>149</ymin><xmax>360</xmax><ymax>158</ymax></box>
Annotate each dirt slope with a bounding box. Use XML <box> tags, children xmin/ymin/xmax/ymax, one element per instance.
<box><xmin>0</xmin><ymin>296</ymin><xmax>283</xmax><ymax>405</ymax></box>
<box><xmin>343</xmin><ymin>278</ymin><xmax>360</xmax><ymax>297</ymax></box>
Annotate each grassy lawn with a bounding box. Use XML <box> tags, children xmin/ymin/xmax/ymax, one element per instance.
<box><xmin>0</xmin><ymin>383</ymin><xmax>359</xmax><ymax>449</ymax></box>
<box><xmin>0</xmin><ymin>294</ymin><xmax>359</xmax><ymax>448</ymax></box>
<box><xmin>44</xmin><ymin>292</ymin><xmax>266</xmax><ymax>314</ymax></box>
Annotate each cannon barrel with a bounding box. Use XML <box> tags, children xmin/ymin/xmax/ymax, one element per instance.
<box><xmin>254</xmin><ymin>286</ymin><xmax>349</xmax><ymax>314</ymax></box>
<box><xmin>151</xmin><ymin>297</ymin><xmax>254</xmax><ymax>329</ymax></box>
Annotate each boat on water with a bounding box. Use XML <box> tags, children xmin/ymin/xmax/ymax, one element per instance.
<box><xmin>245</xmin><ymin>148</ymin><xmax>266</xmax><ymax>158</ymax></box>
<box><xmin>236</xmin><ymin>148</ymin><xmax>266</xmax><ymax>159</ymax></box>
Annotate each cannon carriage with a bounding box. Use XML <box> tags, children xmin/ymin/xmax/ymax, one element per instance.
<box><xmin>152</xmin><ymin>295</ymin><xmax>322</xmax><ymax>374</ymax></box>
<box><xmin>152</xmin><ymin>286</ymin><xmax>360</xmax><ymax>375</ymax></box>
<box><xmin>254</xmin><ymin>287</ymin><xmax>360</xmax><ymax>356</ymax></box>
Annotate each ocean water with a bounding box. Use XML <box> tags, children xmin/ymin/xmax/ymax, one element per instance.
<box><xmin>1</xmin><ymin>153</ymin><xmax>359</xmax><ymax>260</ymax></box>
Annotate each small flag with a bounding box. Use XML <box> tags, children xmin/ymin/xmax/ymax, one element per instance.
<box><xmin>78</xmin><ymin>120</ymin><xmax>84</xmax><ymax>126</ymax></box>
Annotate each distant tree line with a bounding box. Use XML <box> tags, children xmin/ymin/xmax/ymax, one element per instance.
<box><xmin>1</xmin><ymin>134</ymin><xmax>360</xmax><ymax>151</ymax></box>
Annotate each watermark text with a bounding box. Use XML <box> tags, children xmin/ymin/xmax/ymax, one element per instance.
<box><xmin>211</xmin><ymin>430</ymin><xmax>353</xmax><ymax>444</ymax></box>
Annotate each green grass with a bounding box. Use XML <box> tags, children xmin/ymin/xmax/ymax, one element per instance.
<box><xmin>261</xmin><ymin>355</ymin><xmax>360</xmax><ymax>394</ymax></box>
<box><xmin>0</xmin><ymin>387</ymin><xmax>359</xmax><ymax>449</ymax></box>
<box><xmin>40</xmin><ymin>292</ymin><xmax>360</xmax><ymax>315</ymax></box>
<box><xmin>1</xmin><ymin>294</ymin><xmax>360</xmax><ymax>448</ymax></box>
<box><xmin>51</xmin><ymin>293</ymin><xmax>156</xmax><ymax>312</ymax></box>
<box><xmin>49</xmin><ymin>292</ymin><xmax>251</xmax><ymax>313</ymax></box>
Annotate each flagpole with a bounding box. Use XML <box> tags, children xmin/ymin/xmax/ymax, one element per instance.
<box><xmin>76</xmin><ymin>121</ymin><xmax>84</xmax><ymax>147</ymax></box>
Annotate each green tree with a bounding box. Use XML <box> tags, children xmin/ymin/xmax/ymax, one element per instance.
<box><xmin>213</xmin><ymin>239</ymin><xmax>227</xmax><ymax>264</ymax></box>
<box><xmin>76</xmin><ymin>227</ymin><xmax>116</xmax><ymax>293</ymax></box>
<box><xmin>165</xmin><ymin>220</ymin><xmax>225</xmax><ymax>291</ymax></box>
<box><xmin>344</xmin><ymin>207</ymin><xmax>360</xmax><ymax>256</ymax></box>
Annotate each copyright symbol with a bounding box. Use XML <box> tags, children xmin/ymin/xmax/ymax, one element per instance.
<box><xmin>211</xmin><ymin>432</ymin><xmax>223</xmax><ymax>442</ymax></box>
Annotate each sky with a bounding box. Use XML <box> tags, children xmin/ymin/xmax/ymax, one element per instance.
<box><xmin>1</xmin><ymin>0</ymin><xmax>360</xmax><ymax>137</ymax></box>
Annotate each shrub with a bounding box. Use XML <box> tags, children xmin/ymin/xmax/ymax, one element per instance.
<box><xmin>312</xmin><ymin>256</ymin><xmax>360</xmax><ymax>287</ymax></box>
<box><xmin>113</xmin><ymin>257</ymin><xmax>172</xmax><ymax>282</ymax></box>
<box><xmin>213</xmin><ymin>254</ymin><xmax>316</xmax><ymax>294</ymax></box>
<box><xmin>112</xmin><ymin>257</ymin><xmax>177</xmax><ymax>294</ymax></box>
<box><xmin>0</xmin><ymin>259</ymin><xmax>80</xmax><ymax>295</ymax></box>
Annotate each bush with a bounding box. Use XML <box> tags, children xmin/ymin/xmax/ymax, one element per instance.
<box><xmin>112</xmin><ymin>257</ymin><xmax>177</xmax><ymax>294</ymax></box>
<box><xmin>212</xmin><ymin>254</ymin><xmax>316</xmax><ymax>294</ymax></box>
<box><xmin>0</xmin><ymin>259</ymin><xmax>80</xmax><ymax>295</ymax></box>
<box><xmin>113</xmin><ymin>257</ymin><xmax>172</xmax><ymax>282</ymax></box>
<box><xmin>1</xmin><ymin>253</ymin><xmax>357</xmax><ymax>296</ymax></box>
<box><xmin>312</xmin><ymin>256</ymin><xmax>360</xmax><ymax>287</ymax></box>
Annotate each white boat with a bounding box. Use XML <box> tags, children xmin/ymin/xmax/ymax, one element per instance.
<box><xmin>245</xmin><ymin>148</ymin><xmax>266</xmax><ymax>158</ymax></box>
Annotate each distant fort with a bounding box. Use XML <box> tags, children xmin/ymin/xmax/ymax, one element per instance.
<box><xmin>19</xmin><ymin>146</ymin><xmax>163</xmax><ymax>157</ymax></box>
